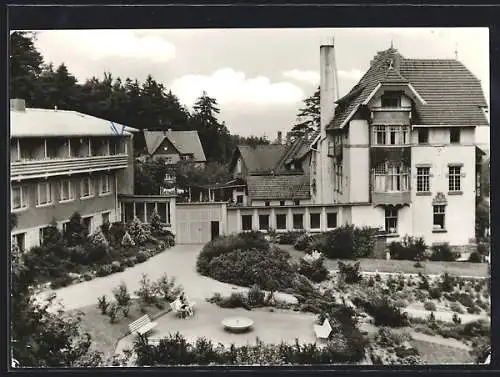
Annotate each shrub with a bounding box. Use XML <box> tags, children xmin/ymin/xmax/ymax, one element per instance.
<box><xmin>462</xmin><ymin>319</ymin><xmax>490</xmax><ymax>338</ymax></box>
<box><xmin>247</xmin><ymin>285</ymin><xmax>266</xmax><ymax>307</ymax></box>
<box><xmin>294</xmin><ymin>233</ymin><xmax>313</xmax><ymax>251</ymax></box>
<box><xmin>95</xmin><ymin>264</ymin><xmax>113</xmax><ymax>277</ymax></box>
<box><xmin>317</xmin><ymin>225</ymin><xmax>376</xmax><ymax>259</ymax></box>
<box><xmin>121</xmin><ymin>231</ymin><xmax>135</xmax><ymax>247</ymax></box>
<box><xmin>155</xmin><ymin>273</ymin><xmax>183</xmax><ymax>302</ymax></box>
<box><xmin>278</xmin><ymin>230</ymin><xmax>306</xmax><ymax>245</ymax></box>
<box><xmin>338</xmin><ymin>261</ymin><xmax>361</xmax><ymax>284</ymax></box>
<box><xmin>423</xmin><ymin>301</ymin><xmax>437</xmax><ymax>311</ymax></box>
<box><xmin>113</xmin><ymin>282</ymin><xmax>131</xmax><ymax>307</ymax></box>
<box><xmin>64</xmin><ymin>212</ymin><xmax>89</xmax><ymax>246</ymax></box>
<box><xmin>83</xmin><ymin>272</ymin><xmax>93</xmax><ymax>281</ymax></box>
<box><xmin>111</xmin><ymin>261</ymin><xmax>124</xmax><ymax>273</ymax></box>
<box><xmin>467</xmin><ymin>305</ymin><xmax>481</xmax><ymax>314</ymax></box>
<box><xmin>298</xmin><ymin>251</ymin><xmax>329</xmax><ymax>283</ymax></box>
<box><xmin>468</xmin><ymin>252</ymin><xmax>482</xmax><ymax>263</ymax></box>
<box><xmin>359</xmin><ymin>297</ymin><xmax>409</xmax><ymax>327</ymax></box>
<box><xmin>88</xmin><ymin>229</ymin><xmax>109</xmax><ymax>249</ymax></box>
<box><xmin>388</xmin><ymin>236</ymin><xmax>426</xmax><ymax>261</ymax></box>
<box><xmin>127</xmin><ymin>217</ymin><xmax>153</xmax><ymax>246</ymax></box>
<box><xmin>107</xmin><ymin>302</ymin><xmax>119</xmax><ymax>323</ymax></box>
<box><xmin>208</xmin><ymin>292</ymin><xmax>251</xmax><ymax>310</ymax></box>
<box><xmin>452</xmin><ymin>313</ymin><xmax>462</xmax><ymax>324</ymax></box>
<box><xmin>440</xmin><ymin>273</ymin><xmax>456</xmax><ymax>292</ymax></box>
<box><xmin>51</xmin><ymin>274</ymin><xmax>73</xmax><ymax>289</ymax></box>
<box><xmin>414</xmin><ymin>261</ymin><xmax>423</xmax><ymax>268</ymax></box>
<box><xmin>136</xmin><ymin>250</ymin><xmax>149</xmax><ymax>263</ymax></box>
<box><xmin>97</xmin><ymin>295</ymin><xmax>110</xmax><ymax>314</ymax></box>
<box><xmin>428</xmin><ymin>287</ymin><xmax>442</xmax><ymax>300</ymax></box>
<box><xmin>306</xmin><ymin>235</ymin><xmax>329</xmax><ymax>254</ymax></box>
<box><xmin>449</xmin><ymin>302</ymin><xmax>464</xmax><ymax>314</ymax></box>
<box><xmin>430</xmin><ymin>243</ymin><xmax>458</xmax><ymax>262</ymax></box>
<box><xmin>457</xmin><ymin>293</ymin><xmax>474</xmax><ymax>308</ymax></box>
<box><xmin>109</xmin><ymin>222</ymin><xmax>127</xmax><ymax>245</ymax></box>
<box><xmin>203</xmin><ymin>246</ymin><xmax>295</xmax><ymax>291</ymax></box>
<box><xmin>135</xmin><ymin>273</ymin><xmax>157</xmax><ymax>305</ymax></box>
<box><xmin>41</xmin><ymin>219</ymin><xmax>64</xmax><ymax>247</ymax></box>
<box><xmin>150</xmin><ymin>211</ymin><xmax>162</xmax><ymax>233</ymax></box>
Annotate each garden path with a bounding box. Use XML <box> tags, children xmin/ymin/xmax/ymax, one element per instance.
<box><xmin>36</xmin><ymin>245</ymin><xmax>298</xmax><ymax>312</ymax></box>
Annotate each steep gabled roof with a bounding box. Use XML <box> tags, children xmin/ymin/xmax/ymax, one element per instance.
<box><xmin>143</xmin><ymin>130</ymin><xmax>206</xmax><ymax>162</ymax></box>
<box><xmin>328</xmin><ymin>47</ymin><xmax>488</xmax><ymax>129</ymax></box>
<box><xmin>274</xmin><ymin>130</ymin><xmax>319</xmax><ymax>173</ymax></box>
<box><xmin>247</xmin><ymin>174</ymin><xmax>311</xmax><ymax>200</ymax></box>
<box><xmin>233</xmin><ymin>144</ymin><xmax>287</xmax><ymax>174</ymax></box>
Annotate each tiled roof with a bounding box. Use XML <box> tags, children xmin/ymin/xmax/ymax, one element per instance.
<box><xmin>144</xmin><ymin>130</ymin><xmax>207</xmax><ymax>162</ymax></box>
<box><xmin>276</xmin><ymin>130</ymin><xmax>319</xmax><ymax>172</ymax></box>
<box><xmin>247</xmin><ymin>174</ymin><xmax>311</xmax><ymax>200</ymax></box>
<box><xmin>328</xmin><ymin>48</ymin><xmax>488</xmax><ymax>129</ymax></box>
<box><xmin>237</xmin><ymin>144</ymin><xmax>287</xmax><ymax>174</ymax></box>
<box><xmin>10</xmin><ymin>108</ymin><xmax>137</xmax><ymax>137</ymax></box>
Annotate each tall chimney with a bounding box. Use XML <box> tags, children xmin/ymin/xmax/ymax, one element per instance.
<box><xmin>277</xmin><ymin>131</ymin><xmax>282</xmax><ymax>145</ymax></box>
<box><xmin>320</xmin><ymin>38</ymin><xmax>338</xmax><ymax>138</ymax></box>
<box><xmin>10</xmin><ymin>99</ymin><xmax>26</xmax><ymax>112</ymax></box>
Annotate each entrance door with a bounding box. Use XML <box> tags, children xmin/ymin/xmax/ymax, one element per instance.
<box><xmin>211</xmin><ymin>221</ymin><xmax>220</xmax><ymax>240</ymax></box>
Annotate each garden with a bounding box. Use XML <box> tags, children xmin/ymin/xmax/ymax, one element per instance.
<box><xmin>20</xmin><ymin>211</ymin><xmax>175</xmax><ymax>290</ymax></box>
<box><xmin>124</xmin><ymin>230</ymin><xmax>490</xmax><ymax>366</ymax></box>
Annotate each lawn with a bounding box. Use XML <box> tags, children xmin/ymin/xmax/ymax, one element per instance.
<box><xmin>70</xmin><ymin>298</ymin><xmax>171</xmax><ymax>361</ymax></box>
<box><xmin>412</xmin><ymin>339</ymin><xmax>474</xmax><ymax>364</ymax></box>
<box><xmin>283</xmin><ymin>246</ymin><xmax>489</xmax><ymax>277</ymax></box>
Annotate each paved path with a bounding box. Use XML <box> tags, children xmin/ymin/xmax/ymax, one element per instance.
<box><xmin>36</xmin><ymin>245</ymin><xmax>297</xmax><ymax>312</ymax></box>
<box><xmin>403</xmin><ymin>307</ymin><xmax>488</xmax><ymax>324</ymax></box>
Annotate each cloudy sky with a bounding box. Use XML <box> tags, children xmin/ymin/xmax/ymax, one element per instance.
<box><xmin>32</xmin><ymin>27</ymin><xmax>489</xmax><ymax>143</ymax></box>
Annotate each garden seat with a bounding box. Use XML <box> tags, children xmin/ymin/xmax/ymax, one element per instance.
<box><xmin>172</xmin><ymin>298</ymin><xmax>195</xmax><ymax>318</ymax></box>
<box><xmin>128</xmin><ymin>314</ymin><xmax>157</xmax><ymax>335</ymax></box>
<box><xmin>313</xmin><ymin>318</ymin><xmax>332</xmax><ymax>339</ymax></box>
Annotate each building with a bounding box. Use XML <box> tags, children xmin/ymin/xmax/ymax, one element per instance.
<box><xmin>10</xmin><ymin>99</ymin><xmax>152</xmax><ymax>250</ymax></box>
<box><xmin>308</xmin><ymin>40</ymin><xmax>488</xmax><ymax>247</ymax></box>
<box><xmin>142</xmin><ymin>129</ymin><xmax>206</xmax><ymax>167</ymax></box>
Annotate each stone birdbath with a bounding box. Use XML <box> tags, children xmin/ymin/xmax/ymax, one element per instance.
<box><xmin>222</xmin><ymin>316</ymin><xmax>254</xmax><ymax>333</ymax></box>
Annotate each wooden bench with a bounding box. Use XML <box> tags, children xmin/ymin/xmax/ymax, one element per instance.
<box><xmin>128</xmin><ymin>314</ymin><xmax>157</xmax><ymax>336</ymax></box>
<box><xmin>171</xmin><ymin>298</ymin><xmax>196</xmax><ymax>318</ymax></box>
<box><xmin>313</xmin><ymin>318</ymin><xmax>332</xmax><ymax>340</ymax></box>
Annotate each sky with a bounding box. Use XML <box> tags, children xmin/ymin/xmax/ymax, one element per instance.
<box><xmin>31</xmin><ymin>27</ymin><xmax>490</xmax><ymax>144</ymax></box>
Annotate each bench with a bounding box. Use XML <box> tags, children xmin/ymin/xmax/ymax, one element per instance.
<box><xmin>313</xmin><ymin>318</ymin><xmax>332</xmax><ymax>340</ymax></box>
<box><xmin>172</xmin><ymin>298</ymin><xmax>196</xmax><ymax>318</ymax></box>
<box><xmin>128</xmin><ymin>314</ymin><xmax>157</xmax><ymax>336</ymax></box>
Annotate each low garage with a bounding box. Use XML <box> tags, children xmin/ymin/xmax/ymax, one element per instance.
<box><xmin>176</xmin><ymin>203</ymin><xmax>227</xmax><ymax>244</ymax></box>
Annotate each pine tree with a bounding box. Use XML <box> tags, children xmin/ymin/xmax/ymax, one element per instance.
<box><xmin>291</xmin><ymin>86</ymin><xmax>320</xmax><ymax>137</ymax></box>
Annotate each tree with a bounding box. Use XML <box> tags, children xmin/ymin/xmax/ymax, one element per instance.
<box><xmin>175</xmin><ymin>161</ymin><xmax>231</xmax><ymax>190</ymax></box>
<box><xmin>10</xmin><ymin>31</ymin><xmax>44</xmax><ymax>104</ymax></box>
<box><xmin>64</xmin><ymin>212</ymin><xmax>89</xmax><ymax>246</ymax></box>
<box><xmin>11</xmin><ymin>237</ymin><xmax>103</xmax><ymax>367</ymax></box>
<box><xmin>192</xmin><ymin>91</ymin><xmax>231</xmax><ymax>163</ymax></box>
<box><xmin>291</xmin><ymin>86</ymin><xmax>320</xmax><ymax>137</ymax></box>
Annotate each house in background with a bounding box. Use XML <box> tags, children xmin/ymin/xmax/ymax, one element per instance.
<box><xmin>142</xmin><ymin>129</ymin><xmax>206</xmax><ymax>168</ymax></box>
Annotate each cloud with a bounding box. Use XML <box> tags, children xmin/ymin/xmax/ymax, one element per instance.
<box><xmin>35</xmin><ymin>30</ymin><xmax>176</xmax><ymax>63</ymax></box>
<box><xmin>283</xmin><ymin>69</ymin><xmax>320</xmax><ymax>85</ymax></box>
<box><xmin>338</xmin><ymin>69</ymin><xmax>363</xmax><ymax>81</ymax></box>
<box><xmin>170</xmin><ymin>68</ymin><xmax>304</xmax><ymax>107</ymax></box>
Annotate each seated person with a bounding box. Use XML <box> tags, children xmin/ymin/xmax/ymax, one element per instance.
<box><xmin>179</xmin><ymin>293</ymin><xmax>192</xmax><ymax>315</ymax></box>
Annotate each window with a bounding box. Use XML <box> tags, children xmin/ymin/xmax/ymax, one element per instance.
<box><xmin>265</xmin><ymin>201</ymin><xmax>270</xmax><ymax>207</ymax></box>
<box><xmin>294</xmin><ymin>200</ymin><xmax>300</xmax><ymax>206</ymax></box>
<box><xmin>389</xmin><ymin>126</ymin><xmax>399</xmax><ymax>145</ymax></box>
<box><xmin>293</xmin><ymin>214</ymin><xmax>303</xmax><ymax>229</ymax></box>
<box><xmin>259</xmin><ymin>215</ymin><xmax>269</xmax><ymax>231</ymax></box>
<box><xmin>416</xmin><ymin>167</ymin><xmax>430</xmax><ymax>192</ymax></box>
<box><xmin>236</xmin><ymin>195</ymin><xmax>243</xmax><ymax>204</ymax></box>
<box><xmin>374</xmin><ymin>126</ymin><xmax>386</xmax><ymax>145</ymax></box>
<box><xmin>83</xmin><ymin>216</ymin><xmax>92</xmax><ymax>234</ymax></box>
<box><xmin>385</xmin><ymin>207</ymin><xmax>398</xmax><ymax>234</ymax></box>
<box><xmin>99</xmin><ymin>175</ymin><xmax>111</xmax><ymax>195</ymax></box>
<box><xmin>418</xmin><ymin>128</ymin><xmax>429</xmax><ymax>144</ymax></box>
<box><xmin>60</xmin><ymin>180</ymin><xmax>73</xmax><ymax>202</ymax></box>
<box><xmin>280</xmin><ymin>201</ymin><xmax>285</xmax><ymax>206</ymax></box>
<box><xmin>13</xmin><ymin>233</ymin><xmax>26</xmax><ymax>252</ymax></box>
<box><xmin>81</xmin><ymin>177</ymin><xmax>93</xmax><ymax>198</ymax></box>
<box><xmin>62</xmin><ymin>221</ymin><xmax>70</xmax><ymax>234</ymax></box>
<box><xmin>11</xmin><ymin>185</ymin><xmax>27</xmax><ymax>211</ymax></box>
<box><xmin>450</xmin><ymin>128</ymin><xmax>460</xmax><ymax>144</ymax></box>
<box><xmin>433</xmin><ymin>205</ymin><xmax>446</xmax><ymax>230</ymax></box>
<box><xmin>276</xmin><ymin>214</ymin><xmax>287</xmax><ymax>230</ymax></box>
<box><xmin>310</xmin><ymin>213</ymin><xmax>321</xmax><ymax>229</ymax></box>
<box><xmin>242</xmin><ymin>215</ymin><xmax>252</xmax><ymax>231</ymax></box>
<box><xmin>37</xmin><ymin>182</ymin><xmax>52</xmax><ymax>206</ymax></box>
<box><xmin>381</xmin><ymin>92</ymin><xmax>401</xmax><ymax>108</ymax></box>
<box><xmin>39</xmin><ymin>226</ymin><xmax>50</xmax><ymax>245</ymax></box>
<box><xmin>449</xmin><ymin>166</ymin><xmax>462</xmax><ymax>192</ymax></box>
<box><xmin>327</xmin><ymin>213</ymin><xmax>337</xmax><ymax>229</ymax></box>
<box><xmin>102</xmin><ymin>212</ymin><xmax>110</xmax><ymax>225</ymax></box>
<box><xmin>334</xmin><ymin>163</ymin><xmax>343</xmax><ymax>193</ymax></box>
<box><xmin>373</xmin><ymin>162</ymin><xmax>409</xmax><ymax>192</ymax></box>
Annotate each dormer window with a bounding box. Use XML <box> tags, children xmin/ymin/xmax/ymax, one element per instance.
<box><xmin>381</xmin><ymin>91</ymin><xmax>401</xmax><ymax>108</ymax></box>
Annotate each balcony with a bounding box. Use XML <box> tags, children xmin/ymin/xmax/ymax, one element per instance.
<box><xmin>372</xmin><ymin>191</ymin><xmax>411</xmax><ymax>206</ymax></box>
<box><xmin>11</xmin><ymin>154</ymin><xmax>129</xmax><ymax>181</ymax></box>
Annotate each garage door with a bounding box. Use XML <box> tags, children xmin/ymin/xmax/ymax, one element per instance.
<box><xmin>176</xmin><ymin>206</ymin><xmax>219</xmax><ymax>244</ymax></box>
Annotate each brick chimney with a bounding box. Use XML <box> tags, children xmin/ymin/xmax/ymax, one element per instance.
<box><xmin>10</xmin><ymin>99</ymin><xmax>26</xmax><ymax>112</ymax></box>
